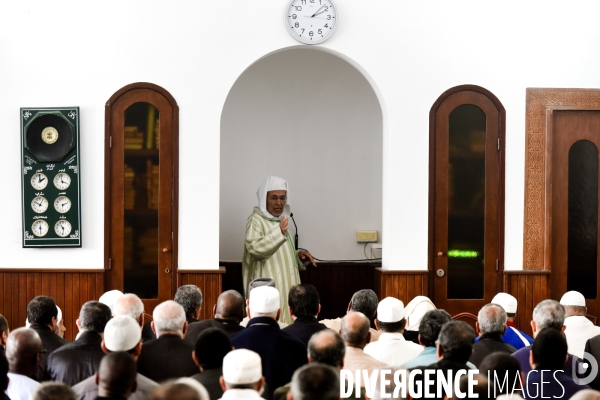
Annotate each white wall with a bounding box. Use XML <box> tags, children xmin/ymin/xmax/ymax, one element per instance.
<box><xmin>220</xmin><ymin>47</ymin><xmax>382</xmax><ymax>262</ymax></box>
<box><xmin>1</xmin><ymin>0</ymin><xmax>599</xmax><ymax>270</ymax></box>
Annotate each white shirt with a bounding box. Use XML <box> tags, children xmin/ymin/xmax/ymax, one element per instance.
<box><xmin>220</xmin><ymin>389</ymin><xmax>264</xmax><ymax>400</ymax></box>
<box><xmin>363</xmin><ymin>332</ymin><xmax>424</xmax><ymax>367</ymax></box>
<box><xmin>564</xmin><ymin>315</ymin><xmax>600</xmax><ymax>358</ymax></box>
<box><xmin>6</xmin><ymin>373</ymin><xmax>40</xmax><ymax>400</ymax></box>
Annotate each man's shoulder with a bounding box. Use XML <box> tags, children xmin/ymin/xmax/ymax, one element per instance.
<box><xmin>136</xmin><ymin>373</ymin><xmax>159</xmax><ymax>390</ymax></box>
<box><xmin>72</xmin><ymin>375</ymin><xmax>96</xmax><ymax>391</ymax></box>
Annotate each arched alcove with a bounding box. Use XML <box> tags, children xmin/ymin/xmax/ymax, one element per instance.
<box><xmin>220</xmin><ymin>47</ymin><xmax>383</xmax><ymax>263</ymax></box>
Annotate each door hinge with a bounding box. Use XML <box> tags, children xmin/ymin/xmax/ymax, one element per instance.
<box><xmin>496</xmin><ymin>259</ymin><xmax>499</xmax><ymax>271</ymax></box>
<box><xmin>497</xmin><ymin>138</ymin><xmax>500</xmax><ymax>151</ymax></box>
<box><xmin>108</xmin><ymin>258</ymin><xmax>112</xmax><ymax>270</ymax></box>
<box><xmin>109</xmin><ymin>136</ymin><xmax>112</xmax><ymax>148</ymax></box>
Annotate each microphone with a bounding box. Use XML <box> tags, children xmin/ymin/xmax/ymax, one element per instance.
<box><xmin>290</xmin><ymin>213</ymin><xmax>299</xmax><ymax>250</ymax></box>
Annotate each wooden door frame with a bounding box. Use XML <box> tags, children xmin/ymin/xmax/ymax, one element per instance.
<box><xmin>523</xmin><ymin>89</ymin><xmax>600</xmax><ymax>272</ymax></box>
<box><xmin>428</xmin><ymin>84</ymin><xmax>506</xmax><ymax>312</ymax></box>
<box><xmin>104</xmin><ymin>82</ymin><xmax>180</xmax><ymax>307</ymax></box>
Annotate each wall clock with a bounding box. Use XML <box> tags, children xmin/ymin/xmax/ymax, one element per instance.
<box><xmin>21</xmin><ymin>107</ymin><xmax>81</xmax><ymax>247</ymax></box>
<box><xmin>284</xmin><ymin>0</ymin><xmax>338</xmax><ymax>45</ymax></box>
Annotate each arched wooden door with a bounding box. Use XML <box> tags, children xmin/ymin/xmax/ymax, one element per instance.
<box><xmin>429</xmin><ymin>85</ymin><xmax>505</xmax><ymax>316</ymax></box>
<box><xmin>105</xmin><ymin>83</ymin><xmax>179</xmax><ymax>312</ymax></box>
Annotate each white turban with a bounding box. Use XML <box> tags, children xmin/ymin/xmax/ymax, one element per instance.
<box><xmin>256</xmin><ymin>176</ymin><xmax>290</xmax><ymax>219</ymax></box>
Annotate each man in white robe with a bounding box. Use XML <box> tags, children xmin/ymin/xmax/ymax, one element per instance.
<box><xmin>242</xmin><ymin>176</ymin><xmax>315</xmax><ymax>324</ymax></box>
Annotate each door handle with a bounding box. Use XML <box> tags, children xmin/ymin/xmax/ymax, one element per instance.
<box><xmin>437</xmin><ymin>251</ymin><xmax>444</xmax><ymax>257</ymax></box>
<box><xmin>162</xmin><ymin>247</ymin><xmax>169</xmax><ymax>253</ymax></box>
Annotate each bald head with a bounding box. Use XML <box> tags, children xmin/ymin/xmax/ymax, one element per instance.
<box><xmin>340</xmin><ymin>312</ymin><xmax>371</xmax><ymax>349</ymax></box>
<box><xmin>214</xmin><ymin>290</ymin><xmax>245</xmax><ymax>323</ymax></box>
<box><xmin>97</xmin><ymin>351</ymin><xmax>137</xmax><ymax>398</ymax></box>
<box><xmin>152</xmin><ymin>300</ymin><xmax>186</xmax><ymax>337</ymax></box>
<box><xmin>6</xmin><ymin>327</ymin><xmax>43</xmax><ymax>377</ymax></box>
<box><xmin>113</xmin><ymin>294</ymin><xmax>145</xmax><ymax>326</ymax></box>
<box><xmin>307</xmin><ymin>330</ymin><xmax>345</xmax><ymax>368</ymax></box>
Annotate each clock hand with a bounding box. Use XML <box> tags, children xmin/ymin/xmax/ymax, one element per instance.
<box><xmin>311</xmin><ymin>4</ymin><xmax>326</xmax><ymax>17</ymax></box>
<box><xmin>39</xmin><ymin>176</ymin><xmax>46</xmax><ymax>182</ymax></box>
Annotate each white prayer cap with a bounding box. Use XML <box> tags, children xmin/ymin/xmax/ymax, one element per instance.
<box><xmin>377</xmin><ymin>297</ymin><xmax>405</xmax><ymax>323</ymax></box>
<box><xmin>99</xmin><ymin>290</ymin><xmax>124</xmax><ymax>313</ymax></box>
<box><xmin>404</xmin><ymin>296</ymin><xmax>436</xmax><ymax>331</ymax></box>
<box><xmin>492</xmin><ymin>293</ymin><xmax>518</xmax><ymax>314</ymax></box>
<box><xmin>103</xmin><ymin>315</ymin><xmax>141</xmax><ymax>352</ymax></box>
<box><xmin>56</xmin><ymin>306</ymin><xmax>63</xmax><ymax>324</ymax></box>
<box><xmin>249</xmin><ymin>286</ymin><xmax>280</xmax><ymax>313</ymax></box>
<box><xmin>222</xmin><ymin>349</ymin><xmax>262</xmax><ymax>384</ymax></box>
<box><xmin>560</xmin><ymin>291</ymin><xmax>586</xmax><ymax>307</ymax></box>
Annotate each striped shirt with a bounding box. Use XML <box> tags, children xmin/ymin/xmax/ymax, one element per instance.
<box><xmin>242</xmin><ymin>207</ymin><xmax>300</xmax><ymax>324</ymax></box>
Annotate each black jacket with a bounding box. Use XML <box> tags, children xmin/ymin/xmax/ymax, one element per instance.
<box><xmin>137</xmin><ymin>334</ymin><xmax>198</xmax><ymax>383</ymax></box>
<box><xmin>46</xmin><ymin>331</ymin><xmax>105</xmax><ymax>386</ymax></box>
<box><xmin>184</xmin><ymin>318</ymin><xmax>244</xmax><ymax>344</ymax></box>
<box><xmin>29</xmin><ymin>323</ymin><xmax>68</xmax><ymax>381</ymax></box>
<box><xmin>281</xmin><ymin>316</ymin><xmax>328</xmax><ymax>347</ymax></box>
<box><xmin>470</xmin><ymin>332</ymin><xmax>516</xmax><ymax>367</ymax></box>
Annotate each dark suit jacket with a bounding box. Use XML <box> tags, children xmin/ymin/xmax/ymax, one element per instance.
<box><xmin>190</xmin><ymin>368</ymin><xmax>224</xmax><ymax>400</ymax></box>
<box><xmin>184</xmin><ymin>318</ymin><xmax>244</xmax><ymax>344</ymax></box>
<box><xmin>137</xmin><ymin>334</ymin><xmax>198</xmax><ymax>383</ymax></box>
<box><xmin>281</xmin><ymin>316</ymin><xmax>327</xmax><ymax>346</ymax></box>
<box><xmin>513</xmin><ymin>344</ymin><xmax>582</xmax><ymax>376</ymax></box>
<box><xmin>142</xmin><ymin>316</ymin><xmax>198</xmax><ymax>342</ymax></box>
<box><xmin>413</xmin><ymin>358</ymin><xmax>471</xmax><ymax>400</ymax></box>
<box><xmin>231</xmin><ymin>317</ymin><xmax>308</xmax><ymax>400</ymax></box>
<box><xmin>29</xmin><ymin>323</ymin><xmax>68</xmax><ymax>381</ymax></box>
<box><xmin>470</xmin><ymin>332</ymin><xmax>516</xmax><ymax>367</ymax></box>
<box><xmin>46</xmin><ymin>331</ymin><xmax>105</xmax><ymax>386</ymax></box>
<box><xmin>584</xmin><ymin>334</ymin><xmax>600</xmax><ymax>389</ymax></box>
<box><xmin>524</xmin><ymin>369</ymin><xmax>588</xmax><ymax>399</ymax></box>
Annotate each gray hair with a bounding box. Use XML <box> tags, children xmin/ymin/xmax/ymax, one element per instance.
<box><xmin>532</xmin><ymin>299</ymin><xmax>565</xmax><ymax>330</ymax></box>
<box><xmin>350</xmin><ymin>289</ymin><xmax>378</xmax><ymax>317</ymax></box>
<box><xmin>33</xmin><ymin>382</ymin><xmax>77</xmax><ymax>400</ymax></box>
<box><xmin>290</xmin><ymin>364</ymin><xmax>339</xmax><ymax>400</ymax></box>
<box><xmin>477</xmin><ymin>303</ymin><xmax>506</xmax><ymax>335</ymax></box>
<box><xmin>307</xmin><ymin>330</ymin><xmax>345</xmax><ymax>367</ymax></box>
<box><xmin>174</xmin><ymin>285</ymin><xmax>203</xmax><ymax>319</ymax></box>
<box><xmin>113</xmin><ymin>293</ymin><xmax>144</xmax><ymax>322</ymax></box>
<box><xmin>153</xmin><ymin>300</ymin><xmax>186</xmax><ymax>334</ymax></box>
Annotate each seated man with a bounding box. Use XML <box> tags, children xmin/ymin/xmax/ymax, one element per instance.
<box><xmin>561</xmin><ymin>290</ymin><xmax>600</xmax><ymax>358</ymax></box>
<box><xmin>26</xmin><ymin>296</ymin><xmax>67</xmax><ymax>381</ymax></box>
<box><xmin>185</xmin><ymin>290</ymin><xmax>245</xmax><ymax>344</ymax></box>
<box><xmin>72</xmin><ymin>315</ymin><xmax>159</xmax><ymax>400</ymax></box>
<box><xmin>5</xmin><ymin>328</ymin><xmax>43</xmax><ymax>400</ymax></box>
<box><xmin>402</xmin><ymin>296</ymin><xmax>436</xmax><ymax>344</ymax></box>
<box><xmin>46</xmin><ymin>301</ymin><xmax>112</xmax><ymax>386</ymax></box>
<box><xmin>340</xmin><ymin>311</ymin><xmax>388</xmax><ymax>379</ymax></box>
<box><xmin>491</xmin><ymin>292</ymin><xmax>532</xmax><ymax>350</ymax></box>
<box><xmin>288</xmin><ymin>364</ymin><xmax>339</xmax><ymax>400</ymax></box>
<box><xmin>282</xmin><ymin>284</ymin><xmax>327</xmax><ymax>346</ymax></box>
<box><xmin>137</xmin><ymin>300</ymin><xmax>198</xmax><ymax>382</ymax></box>
<box><xmin>219</xmin><ymin>349</ymin><xmax>265</xmax><ymax>400</ymax></box>
<box><xmin>143</xmin><ymin>285</ymin><xmax>203</xmax><ymax>341</ymax></box>
<box><xmin>190</xmin><ymin>327</ymin><xmax>233</xmax><ymax>400</ymax></box>
<box><xmin>94</xmin><ymin>352</ymin><xmax>138</xmax><ymax>400</ymax></box>
<box><xmin>321</xmin><ymin>289</ymin><xmax>380</xmax><ymax>342</ymax></box>
<box><xmin>470</xmin><ymin>303</ymin><xmax>516</xmax><ymax>367</ymax></box>
<box><xmin>364</xmin><ymin>296</ymin><xmax>423</xmax><ymax>366</ymax></box>
<box><xmin>524</xmin><ymin>328</ymin><xmax>589</xmax><ymax>399</ymax></box>
<box><xmin>32</xmin><ymin>382</ymin><xmax>77</xmax><ymax>400</ymax></box>
<box><xmin>413</xmin><ymin>321</ymin><xmax>477</xmax><ymax>400</ymax></box>
<box><xmin>230</xmin><ymin>286</ymin><xmax>307</xmax><ymax>400</ymax></box>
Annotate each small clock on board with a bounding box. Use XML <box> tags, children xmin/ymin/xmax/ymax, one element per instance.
<box><xmin>284</xmin><ymin>0</ymin><xmax>338</xmax><ymax>45</ymax></box>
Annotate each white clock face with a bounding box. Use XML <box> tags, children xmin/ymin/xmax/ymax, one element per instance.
<box><xmin>54</xmin><ymin>220</ymin><xmax>72</xmax><ymax>237</ymax></box>
<box><xmin>54</xmin><ymin>196</ymin><xmax>72</xmax><ymax>213</ymax></box>
<box><xmin>31</xmin><ymin>196</ymin><xmax>49</xmax><ymax>214</ymax></box>
<box><xmin>31</xmin><ymin>173</ymin><xmax>48</xmax><ymax>190</ymax></box>
<box><xmin>53</xmin><ymin>172</ymin><xmax>71</xmax><ymax>190</ymax></box>
<box><xmin>285</xmin><ymin>0</ymin><xmax>338</xmax><ymax>45</ymax></box>
<box><xmin>31</xmin><ymin>220</ymin><xmax>49</xmax><ymax>237</ymax></box>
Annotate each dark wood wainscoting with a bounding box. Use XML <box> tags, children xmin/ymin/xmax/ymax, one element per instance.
<box><xmin>504</xmin><ymin>270</ymin><xmax>551</xmax><ymax>336</ymax></box>
<box><xmin>177</xmin><ymin>268</ymin><xmax>225</xmax><ymax>321</ymax></box>
<box><xmin>374</xmin><ymin>269</ymin><xmax>429</xmax><ymax>304</ymax></box>
<box><xmin>220</xmin><ymin>262</ymin><xmax>381</xmax><ymax>321</ymax></box>
<box><xmin>0</xmin><ymin>269</ymin><xmax>105</xmax><ymax>342</ymax></box>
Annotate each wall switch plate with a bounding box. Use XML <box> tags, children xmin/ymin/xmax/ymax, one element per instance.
<box><xmin>356</xmin><ymin>230</ymin><xmax>378</xmax><ymax>243</ymax></box>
